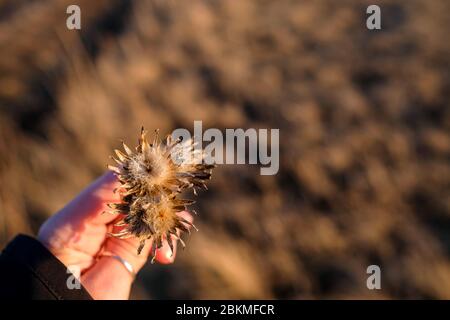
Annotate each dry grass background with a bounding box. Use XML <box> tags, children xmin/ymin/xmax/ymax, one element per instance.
<box><xmin>0</xmin><ymin>0</ymin><xmax>449</xmax><ymax>299</ymax></box>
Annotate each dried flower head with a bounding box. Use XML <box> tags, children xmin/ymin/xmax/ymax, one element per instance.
<box><xmin>106</xmin><ymin>127</ymin><xmax>214</xmax><ymax>261</ymax></box>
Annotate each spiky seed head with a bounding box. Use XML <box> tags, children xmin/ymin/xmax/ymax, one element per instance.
<box><xmin>107</xmin><ymin>128</ymin><xmax>214</xmax><ymax>261</ymax></box>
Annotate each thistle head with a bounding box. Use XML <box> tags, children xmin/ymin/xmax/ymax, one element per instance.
<box><xmin>107</xmin><ymin>127</ymin><xmax>214</xmax><ymax>260</ymax></box>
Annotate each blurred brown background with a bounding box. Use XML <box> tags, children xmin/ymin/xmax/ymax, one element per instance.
<box><xmin>0</xmin><ymin>0</ymin><xmax>449</xmax><ymax>299</ymax></box>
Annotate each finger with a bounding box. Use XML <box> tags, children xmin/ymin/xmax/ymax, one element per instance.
<box><xmin>57</xmin><ymin>171</ymin><xmax>122</xmax><ymax>226</ymax></box>
<box><xmin>37</xmin><ymin>172</ymin><xmax>122</xmax><ymax>263</ymax></box>
<box><xmin>156</xmin><ymin>211</ymin><xmax>193</xmax><ymax>264</ymax></box>
<box><xmin>154</xmin><ymin>234</ymin><xmax>178</xmax><ymax>264</ymax></box>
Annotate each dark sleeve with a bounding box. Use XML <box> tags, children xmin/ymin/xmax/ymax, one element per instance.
<box><xmin>0</xmin><ymin>234</ymin><xmax>93</xmax><ymax>300</ymax></box>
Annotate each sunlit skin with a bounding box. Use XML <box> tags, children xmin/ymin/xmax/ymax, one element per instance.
<box><xmin>38</xmin><ymin>172</ymin><xmax>192</xmax><ymax>300</ymax></box>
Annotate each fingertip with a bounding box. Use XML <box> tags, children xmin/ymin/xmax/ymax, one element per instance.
<box><xmin>156</xmin><ymin>252</ymin><xmax>174</xmax><ymax>265</ymax></box>
<box><xmin>155</xmin><ymin>249</ymin><xmax>175</xmax><ymax>264</ymax></box>
<box><xmin>156</xmin><ymin>236</ymin><xmax>177</xmax><ymax>264</ymax></box>
<box><xmin>94</xmin><ymin>171</ymin><xmax>122</xmax><ymax>202</ymax></box>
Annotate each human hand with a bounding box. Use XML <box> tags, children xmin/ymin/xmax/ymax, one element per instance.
<box><xmin>37</xmin><ymin>171</ymin><xmax>192</xmax><ymax>299</ymax></box>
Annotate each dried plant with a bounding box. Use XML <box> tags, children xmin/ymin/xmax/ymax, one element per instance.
<box><xmin>106</xmin><ymin>127</ymin><xmax>215</xmax><ymax>261</ymax></box>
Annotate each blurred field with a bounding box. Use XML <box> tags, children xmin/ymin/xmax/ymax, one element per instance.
<box><xmin>0</xmin><ymin>0</ymin><xmax>449</xmax><ymax>299</ymax></box>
